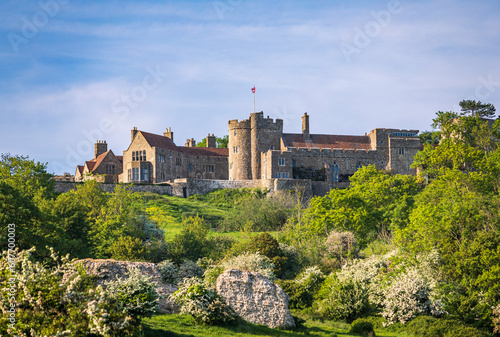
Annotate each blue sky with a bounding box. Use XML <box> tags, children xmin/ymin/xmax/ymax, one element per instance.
<box><xmin>1</xmin><ymin>0</ymin><xmax>500</xmax><ymax>174</ymax></box>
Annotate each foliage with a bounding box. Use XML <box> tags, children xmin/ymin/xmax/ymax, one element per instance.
<box><xmin>493</xmin><ymin>304</ymin><xmax>500</xmax><ymax>334</ymax></box>
<box><xmin>157</xmin><ymin>259</ymin><xmax>178</xmax><ymax>284</ymax></box>
<box><xmin>301</xmin><ymin>165</ymin><xmax>421</xmax><ymax>246</ymax></box>
<box><xmin>222</xmin><ymin>251</ymin><xmax>275</xmax><ymax>281</ymax></box>
<box><xmin>177</xmin><ymin>259</ymin><xmax>204</xmax><ymax>283</ymax></box>
<box><xmin>170</xmin><ymin>277</ymin><xmax>237</xmax><ymax>325</ymax></box>
<box><xmin>324</xmin><ymin>231</ymin><xmax>358</xmax><ymax>264</ymax></box>
<box><xmin>108</xmin><ymin>235</ymin><xmax>148</xmax><ymax>261</ymax></box>
<box><xmin>419</xmin><ymin>131</ymin><xmax>441</xmax><ymax>145</ymax></box>
<box><xmin>315</xmin><ymin>274</ymin><xmax>371</xmax><ymax>323</ymax></box>
<box><xmin>0</xmin><ymin>153</ymin><xmax>55</xmax><ymax>201</ymax></box>
<box><xmin>381</xmin><ymin>268</ymin><xmax>444</xmax><ymax>325</ymax></box>
<box><xmin>168</xmin><ymin>215</ymin><xmax>209</xmax><ymax>263</ymax></box>
<box><xmin>349</xmin><ymin>318</ymin><xmax>376</xmax><ymax>336</ymax></box>
<box><xmin>278</xmin><ymin>266</ymin><xmax>325</xmax><ymax>309</ymax></box>
<box><xmin>221</xmin><ymin>191</ymin><xmax>296</xmax><ymax>232</ymax></box>
<box><xmin>104</xmin><ymin>267</ymin><xmax>159</xmax><ymax>320</ymax></box>
<box><xmin>204</xmin><ymin>235</ymin><xmax>235</xmax><ymax>260</ymax></box>
<box><xmin>293</xmin><ymin>166</ymin><xmax>326</xmax><ymax>181</ymax></box>
<box><xmin>0</xmin><ymin>248</ymin><xmax>137</xmax><ymax>336</ymax></box>
<box><xmin>196</xmin><ymin>135</ymin><xmax>229</xmax><ymax>149</ymax></box>
<box><xmin>404</xmin><ymin>315</ymin><xmax>493</xmax><ymax>337</ymax></box>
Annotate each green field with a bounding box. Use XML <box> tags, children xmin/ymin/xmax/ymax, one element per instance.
<box><xmin>142</xmin><ymin>313</ymin><xmax>412</xmax><ymax>337</ymax></box>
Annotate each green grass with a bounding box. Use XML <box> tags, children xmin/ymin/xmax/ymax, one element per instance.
<box><xmin>143</xmin><ymin>188</ymin><xmax>272</xmax><ymax>241</ymax></box>
<box><xmin>142</xmin><ymin>313</ymin><xmax>414</xmax><ymax>337</ymax></box>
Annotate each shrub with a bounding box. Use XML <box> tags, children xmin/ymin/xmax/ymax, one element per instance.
<box><xmin>204</xmin><ymin>236</ymin><xmax>235</xmax><ymax>260</ymax></box>
<box><xmin>203</xmin><ymin>264</ymin><xmax>225</xmax><ymax>289</ymax></box>
<box><xmin>350</xmin><ymin>318</ymin><xmax>376</xmax><ymax>336</ymax></box>
<box><xmin>493</xmin><ymin>303</ymin><xmax>500</xmax><ymax>334</ymax></box>
<box><xmin>381</xmin><ymin>268</ymin><xmax>444</xmax><ymax>325</ymax></box>
<box><xmin>325</xmin><ymin>231</ymin><xmax>359</xmax><ymax>263</ymax></box>
<box><xmin>168</xmin><ymin>216</ymin><xmax>209</xmax><ymax>263</ymax></box>
<box><xmin>157</xmin><ymin>259</ymin><xmax>178</xmax><ymax>284</ymax></box>
<box><xmin>315</xmin><ymin>274</ymin><xmax>371</xmax><ymax>323</ymax></box>
<box><xmin>170</xmin><ymin>277</ymin><xmax>237</xmax><ymax>325</ymax></box>
<box><xmin>0</xmin><ymin>247</ymin><xmax>136</xmax><ymax>336</ymax></box>
<box><xmin>280</xmin><ymin>266</ymin><xmax>326</xmax><ymax>309</ymax></box>
<box><xmin>104</xmin><ymin>267</ymin><xmax>160</xmax><ymax>320</ymax></box>
<box><xmin>177</xmin><ymin>259</ymin><xmax>204</xmax><ymax>283</ymax></box>
<box><xmin>405</xmin><ymin>316</ymin><xmax>493</xmax><ymax>337</ymax></box>
<box><xmin>108</xmin><ymin>235</ymin><xmax>148</xmax><ymax>261</ymax></box>
<box><xmin>222</xmin><ymin>251</ymin><xmax>275</xmax><ymax>281</ymax></box>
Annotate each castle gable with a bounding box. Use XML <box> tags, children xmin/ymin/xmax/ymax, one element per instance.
<box><xmin>139</xmin><ymin>131</ymin><xmax>178</xmax><ymax>151</ymax></box>
<box><xmin>282</xmin><ymin>133</ymin><xmax>371</xmax><ymax>150</ymax></box>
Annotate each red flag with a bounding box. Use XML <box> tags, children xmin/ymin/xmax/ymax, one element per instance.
<box><xmin>251</xmin><ymin>87</ymin><xmax>255</xmax><ymax>93</ymax></box>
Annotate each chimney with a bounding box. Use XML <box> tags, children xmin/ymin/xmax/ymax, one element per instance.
<box><xmin>95</xmin><ymin>140</ymin><xmax>107</xmax><ymax>158</ymax></box>
<box><xmin>164</xmin><ymin>127</ymin><xmax>174</xmax><ymax>143</ymax></box>
<box><xmin>302</xmin><ymin>112</ymin><xmax>310</xmax><ymax>140</ymax></box>
<box><xmin>131</xmin><ymin>127</ymin><xmax>138</xmax><ymax>142</ymax></box>
<box><xmin>207</xmin><ymin>133</ymin><xmax>216</xmax><ymax>148</ymax></box>
<box><xmin>185</xmin><ymin>138</ymin><xmax>196</xmax><ymax>147</ymax></box>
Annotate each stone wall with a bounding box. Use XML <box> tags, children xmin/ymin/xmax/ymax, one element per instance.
<box><xmin>54</xmin><ymin>182</ymin><xmax>172</xmax><ymax>195</ymax></box>
<box><xmin>77</xmin><ymin>259</ymin><xmax>178</xmax><ymax>314</ymax></box>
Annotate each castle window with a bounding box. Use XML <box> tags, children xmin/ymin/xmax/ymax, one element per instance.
<box><xmin>282</xmin><ymin>172</ymin><xmax>289</xmax><ymax>178</ymax></box>
<box><xmin>230</xmin><ymin>162</ymin><xmax>233</xmax><ymax>170</ymax></box>
<box><xmin>292</xmin><ymin>159</ymin><xmax>296</xmax><ymax>168</ymax></box>
<box><xmin>128</xmin><ymin>169</ymin><xmax>132</xmax><ymax>181</ymax></box>
<box><xmin>105</xmin><ymin>164</ymin><xmax>115</xmax><ymax>175</ymax></box>
<box><xmin>331</xmin><ymin>162</ymin><xmax>339</xmax><ymax>182</ymax></box>
<box><xmin>132</xmin><ymin>168</ymin><xmax>139</xmax><ymax>181</ymax></box>
<box><xmin>141</xmin><ymin>168</ymin><xmax>149</xmax><ymax>181</ymax></box>
<box><xmin>278</xmin><ymin>158</ymin><xmax>285</xmax><ymax>166</ymax></box>
<box><xmin>398</xmin><ymin>148</ymin><xmax>405</xmax><ymax>155</ymax></box>
<box><xmin>188</xmin><ymin>164</ymin><xmax>192</xmax><ymax>172</ymax></box>
<box><xmin>141</xmin><ymin>150</ymin><xmax>146</xmax><ymax>161</ymax></box>
<box><xmin>233</xmin><ymin>146</ymin><xmax>239</xmax><ymax>153</ymax></box>
<box><xmin>355</xmin><ymin>162</ymin><xmax>363</xmax><ymax>172</ymax></box>
<box><xmin>176</xmin><ymin>158</ymin><xmax>182</xmax><ymax>166</ymax></box>
<box><xmin>159</xmin><ymin>154</ymin><xmax>166</xmax><ymax>163</ymax></box>
<box><xmin>275</xmin><ymin>172</ymin><xmax>281</xmax><ymax>178</ymax></box>
<box><xmin>204</xmin><ymin>165</ymin><xmax>215</xmax><ymax>173</ymax></box>
<box><xmin>270</xmin><ymin>145</ymin><xmax>275</xmax><ymax>150</ymax></box>
<box><xmin>234</xmin><ymin>131</ymin><xmax>237</xmax><ymax>136</ymax></box>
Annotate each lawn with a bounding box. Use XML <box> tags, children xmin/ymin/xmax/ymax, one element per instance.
<box><xmin>142</xmin><ymin>313</ymin><xmax>413</xmax><ymax>337</ymax></box>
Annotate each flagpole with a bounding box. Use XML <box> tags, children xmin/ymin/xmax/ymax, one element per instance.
<box><xmin>253</xmin><ymin>85</ymin><xmax>255</xmax><ymax>113</ymax></box>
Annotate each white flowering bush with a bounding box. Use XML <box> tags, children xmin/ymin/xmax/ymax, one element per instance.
<box><xmin>278</xmin><ymin>266</ymin><xmax>325</xmax><ymax>309</ymax></box>
<box><xmin>381</xmin><ymin>268</ymin><xmax>444</xmax><ymax>325</ymax></box>
<box><xmin>221</xmin><ymin>251</ymin><xmax>275</xmax><ymax>281</ymax></box>
<box><xmin>296</xmin><ymin>266</ymin><xmax>325</xmax><ymax>290</ymax></box>
<box><xmin>0</xmin><ymin>247</ymin><xmax>136</xmax><ymax>336</ymax></box>
<box><xmin>493</xmin><ymin>303</ymin><xmax>500</xmax><ymax>334</ymax></box>
<box><xmin>157</xmin><ymin>259</ymin><xmax>178</xmax><ymax>284</ymax></box>
<box><xmin>170</xmin><ymin>277</ymin><xmax>237</xmax><ymax>325</ymax></box>
<box><xmin>104</xmin><ymin>267</ymin><xmax>159</xmax><ymax>320</ymax></box>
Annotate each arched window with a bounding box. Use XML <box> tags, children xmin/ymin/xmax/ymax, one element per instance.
<box><xmin>331</xmin><ymin>162</ymin><xmax>339</xmax><ymax>182</ymax></box>
<box><xmin>355</xmin><ymin>162</ymin><xmax>363</xmax><ymax>172</ymax></box>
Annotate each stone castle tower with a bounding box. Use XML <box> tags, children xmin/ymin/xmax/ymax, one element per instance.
<box><xmin>228</xmin><ymin>112</ymin><xmax>283</xmax><ymax>180</ymax></box>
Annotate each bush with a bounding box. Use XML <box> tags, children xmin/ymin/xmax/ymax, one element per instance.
<box><xmin>493</xmin><ymin>303</ymin><xmax>500</xmax><ymax>334</ymax></box>
<box><xmin>104</xmin><ymin>267</ymin><xmax>160</xmax><ymax>320</ymax></box>
<box><xmin>325</xmin><ymin>231</ymin><xmax>359</xmax><ymax>263</ymax></box>
<box><xmin>222</xmin><ymin>251</ymin><xmax>275</xmax><ymax>281</ymax></box>
<box><xmin>205</xmin><ymin>236</ymin><xmax>235</xmax><ymax>260</ymax></box>
<box><xmin>177</xmin><ymin>259</ymin><xmax>204</xmax><ymax>283</ymax></box>
<box><xmin>381</xmin><ymin>268</ymin><xmax>444</xmax><ymax>325</ymax></box>
<box><xmin>350</xmin><ymin>318</ymin><xmax>376</xmax><ymax>336</ymax></box>
<box><xmin>315</xmin><ymin>274</ymin><xmax>371</xmax><ymax>323</ymax></box>
<box><xmin>170</xmin><ymin>277</ymin><xmax>238</xmax><ymax>325</ymax></box>
<box><xmin>168</xmin><ymin>216</ymin><xmax>209</xmax><ymax>263</ymax></box>
<box><xmin>108</xmin><ymin>235</ymin><xmax>148</xmax><ymax>261</ymax></box>
<box><xmin>0</xmin><ymin>248</ymin><xmax>137</xmax><ymax>336</ymax></box>
<box><xmin>157</xmin><ymin>259</ymin><xmax>178</xmax><ymax>284</ymax></box>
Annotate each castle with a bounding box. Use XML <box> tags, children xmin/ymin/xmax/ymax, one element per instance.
<box><xmin>75</xmin><ymin>111</ymin><xmax>421</xmax><ymax>193</ymax></box>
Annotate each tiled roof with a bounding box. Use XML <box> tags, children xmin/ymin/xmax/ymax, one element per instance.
<box><xmin>85</xmin><ymin>161</ymin><xmax>96</xmax><ymax>171</ymax></box>
<box><xmin>282</xmin><ymin>133</ymin><xmax>372</xmax><ymax>150</ymax></box>
<box><xmin>76</xmin><ymin>165</ymin><xmax>84</xmax><ymax>175</ymax></box>
<box><xmin>178</xmin><ymin>147</ymin><xmax>229</xmax><ymax>157</ymax></box>
<box><xmin>140</xmin><ymin>130</ymin><xmax>228</xmax><ymax>157</ymax></box>
<box><xmin>140</xmin><ymin>131</ymin><xmax>178</xmax><ymax>151</ymax></box>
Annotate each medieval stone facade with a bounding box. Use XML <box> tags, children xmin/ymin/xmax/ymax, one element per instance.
<box><xmin>74</xmin><ymin>111</ymin><xmax>421</xmax><ymax>191</ymax></box>
<box><xmin>228</xmin><ymin>112</ymin><xmax>420</xmax><ymax>184</ymax></box>
<box><xmin>119</xmin><ymin>127</ymin><xmax>228</xmax><ymax>183</ymax></box>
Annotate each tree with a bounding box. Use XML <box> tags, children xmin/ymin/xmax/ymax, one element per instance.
<box><xmin>459</xmin><ymin>100</ymin><xmax>496</xmax><ymax>118</ymax></box>
<box><xmin>196</xmin><ymin>135</ymin><xmax>229</xmax><ymax>148</ymax></box>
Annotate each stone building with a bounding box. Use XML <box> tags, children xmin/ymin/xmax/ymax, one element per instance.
<box><xmin>75</xmin><ymin>141</ymin><xmax>123</xmax><ymax>183</ymax></box>
<box><xmin>228</xmin><ymin>112</ymin><xmax>420</xmax><ymax>184</ymax></box>
<box><xmin>119</xmin><ymin>127</ymin><xmax>228</xmax><ymax>183</ymax></box>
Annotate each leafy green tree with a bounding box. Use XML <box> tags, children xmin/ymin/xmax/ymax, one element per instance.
<box><xmin>0</xmin><ymin>153</ymin><xmax>55</xmax><ymax>201</ymax></box>
<box><xmin>108</xmin><ymin>236</ymin><xmax>148</xmax><ymax>261</ymax></box>
<box><xmin>459</xmin><ymin>100</ymin><xmax>496</xmax><ymax>118</ymax></box>
<box><xmin>419</xmin><ymin>130</ymin><xmax>441</xmax><ymax>145</ymax></box>
<box><xmin>168</xmin><ymin>216</ymin><xmax>209</xmax><ymax>263</ymax></box>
